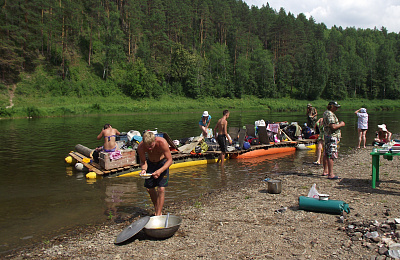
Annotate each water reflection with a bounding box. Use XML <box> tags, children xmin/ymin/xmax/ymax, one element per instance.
<box><xmin>104</xmin><ymin>183</ymin><xmax>138</xmax><ymax>219</ymax></box>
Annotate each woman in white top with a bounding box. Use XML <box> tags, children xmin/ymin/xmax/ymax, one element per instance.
<box><xmin>355</xmin><ymin>108</ymin><xmax>368</xmax><ymax>148</ymax></box>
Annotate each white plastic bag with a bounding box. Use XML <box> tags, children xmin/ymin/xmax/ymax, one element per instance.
<box><xmin>255</xmin><ymin>120</ymin><xmax>266</xmax><ymax>127</ymax></box>
<box><xmin>307</xmin><ymin>183</ymin><xmax>320</xmax><ymax>199</ymax></box>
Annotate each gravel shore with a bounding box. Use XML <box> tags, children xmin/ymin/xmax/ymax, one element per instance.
<box><xmin>6</xmin><ymin>147</ymin><xmax>400</xmax><ymax>259</ymax></box>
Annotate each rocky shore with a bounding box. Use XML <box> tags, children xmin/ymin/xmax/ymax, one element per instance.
<box><xmin>6</xmin><ymin>147</ymin><xmax>400</xmax><ymax>259</ymax></box>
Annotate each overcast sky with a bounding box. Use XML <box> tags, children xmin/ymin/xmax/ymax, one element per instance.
<box><xmin>243</xmin><ymin>0</ymin><xmax>400</xmax><ymax>33</ymax></box>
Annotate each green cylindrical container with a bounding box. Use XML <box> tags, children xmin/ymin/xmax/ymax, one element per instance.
<box><xmin>298</xmin><ymin>196</ymin><xmax>350</xmax><ymax>214</ymax></box>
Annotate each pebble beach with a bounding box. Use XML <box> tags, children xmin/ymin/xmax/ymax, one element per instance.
<box><xmin>5</xmin><ymin>147</ymin><xmax>400</xmax><ymax>259</ymax></box>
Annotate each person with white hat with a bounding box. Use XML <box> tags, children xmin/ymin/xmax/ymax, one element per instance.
<box><xmin>199</xmin><ymin>111</ymin><xmax>212</xmax><ymax>138</ymax></box>
<box><xmin>355</xmin><ymin>108</ymin><xmax>368</xmax><ymax>148</ymax></box>
<box><xmin>374</xmin><ymin>124</ymin><xmax>392</xmax><ymax>145</ymax></box>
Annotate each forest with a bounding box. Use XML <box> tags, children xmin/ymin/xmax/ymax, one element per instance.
<box><xmin>1</xmin><ymin>0</ymin><xmax>400</xmax><ymax>102</ymax></box>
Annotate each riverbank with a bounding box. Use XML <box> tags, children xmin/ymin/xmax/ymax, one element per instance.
<box><xmin>5</xmin><ymin>147</ymin><xmax>400</xmax><ymax>259</ymax></box>
<box><xmin>1</xmin><ymin>94</ymin><xmax>400</xmax><ymax>119</ymax></box>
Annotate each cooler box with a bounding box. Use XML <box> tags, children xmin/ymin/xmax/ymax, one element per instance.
<box><xmin>99</xmin><ymin>149</ymin><xmax>136</xmax><ymax>170</ymax></box>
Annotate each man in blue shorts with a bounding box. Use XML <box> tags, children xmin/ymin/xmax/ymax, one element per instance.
<box><xmin>138</xmin><ymin>131</ymin><xmax>172</xmax><ymax>216</ymax></box>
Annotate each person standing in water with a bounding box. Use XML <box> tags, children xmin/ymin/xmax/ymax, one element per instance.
<box><xmin>137</xmin><ymin>131</ymin><xmax>172</xmax><ymax>216</ymax></box>
<box><xmin>313</xmin><ymin>117</ymin><xmax>324</xmax><ymax>165</ymax></box>
<box><xmin>214</xmin><ymin>109</ymin><xmax>232</xmax><ymax>166</ymax></box>
<box><xmin>355</xmin><ymin>108</ymin><xmax>368</xmax><ymax>148</ymax></box>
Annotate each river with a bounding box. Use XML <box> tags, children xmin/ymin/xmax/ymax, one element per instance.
<box><xmin>0</xmin><ymin>109</ymin><xmax>398</xmax><ymax>254</ymax></box>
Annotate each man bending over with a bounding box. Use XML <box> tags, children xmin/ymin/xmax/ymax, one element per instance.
<box><xmin>138</xmin><ymin>131</ymin><xmax>172</xmax><ymax>216</ymax></box>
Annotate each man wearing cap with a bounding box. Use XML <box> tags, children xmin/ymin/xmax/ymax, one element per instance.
<box><xmin>199</xmin><ymin>111</ymin><xmax>212</xmax><ymax>138</ymax></box>
<box><xmin>306</xmin><ymin>104</ymin><xmax>318</xmax><ymax>128</ymax></box>
<box><xmin>374</xmin><ymin>124</ymin><xmax>392</xmax><ymax>145</ymax></box>
<box><xmin>322</xmin><ymin>101</ymin><xmax>345</xmax><ymax>179</ymax></box>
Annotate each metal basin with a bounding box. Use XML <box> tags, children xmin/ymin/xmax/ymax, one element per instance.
<box><xmin>143</xmin><ymin>215</ymin><xmax>182</xmax><ymax>239</ymax></box>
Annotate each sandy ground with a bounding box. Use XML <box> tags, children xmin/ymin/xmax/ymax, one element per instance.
<box><xmin>5</xmin><ymin>147</ymin><xmax>400</xmax><ymax>259</ymax></box>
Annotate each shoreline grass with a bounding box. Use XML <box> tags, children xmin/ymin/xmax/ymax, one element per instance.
<box><xmin>1</xmin><ymin>94</ymin><xmax>400</xmax><ymax>119</ymax></box>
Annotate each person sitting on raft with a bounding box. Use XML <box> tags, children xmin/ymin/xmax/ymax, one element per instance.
<box><xmin>374</xmin><ymin>124</ymin><xmax>392</xmax><ymax>146</ymax></box>
<box><xmin>97</xmin><ymin>124</ymin><xmax>121</xmax><ymax>152</ymax></box>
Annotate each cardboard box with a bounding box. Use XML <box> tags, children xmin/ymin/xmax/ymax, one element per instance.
<box><xmin>99</xmin><ymin>149</ymin><xmax>136</xmax><ymax>170</ymax></box>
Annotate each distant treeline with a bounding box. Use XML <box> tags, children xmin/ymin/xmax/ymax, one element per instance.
<box><xmin>1</xmin><ymin>0</ymin><xmax>400</xmax><ymax>101</ymax></box>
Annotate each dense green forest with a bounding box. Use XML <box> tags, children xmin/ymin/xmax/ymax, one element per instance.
<box><xmin>1</xmin><ymin>0</ymin><xmax>400</xmax><ymax>103</ymax></box>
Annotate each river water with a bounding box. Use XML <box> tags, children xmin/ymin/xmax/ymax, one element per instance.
<box><xmin>0</xmin><ymin>109</ymin><xmax>398</xmax><ymax>253</ymax></box>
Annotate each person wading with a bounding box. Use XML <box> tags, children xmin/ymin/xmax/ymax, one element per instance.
<box><xmin>138</xmin><ymin>131</ymin><xmax>173</xmax><ymax>216</ymax></box>
<box><xmin>214</xmin><ymin>109</ymin><xmax>232</xmax><ymax>166</ymax></box>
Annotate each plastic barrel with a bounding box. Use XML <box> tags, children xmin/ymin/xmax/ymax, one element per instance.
<box><xmin>298</xmin><ymin>196</ymin><xmax>350</xmax><ymax>215</ymax></box>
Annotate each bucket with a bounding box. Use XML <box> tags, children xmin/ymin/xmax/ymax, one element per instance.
<box><xmin>267</xmin><ymin>179</ymin><xmax>282</xmax><ymax>194</ymax></box>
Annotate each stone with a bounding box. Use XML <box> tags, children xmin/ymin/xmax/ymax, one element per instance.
<box><xmin>354</xmin><ymin>232</ymin><xmax>363</xmax><ymax>238</ymax></box>
<box><xmin>365</xmin><ymin>231</ymin><xmax>379</xmax><ymax>239</ymax></box>
<box><xmin>386</xmin><ymin>219</ymin><xmax>396</xmax><ymax>224</ymax></box>
<box><xmin>389</xmin><ymin>243</ymin><xmax>400</xmax><ymax>251</ymax></box>
<box><xmin>388</xmin><ymin>250</ymin><xmax>400</xmax><ymax>259</ymax></box>
<box><xmin>378</xmin><ymin>246</ymin><xmax>388</xmax><ymax>255</ymax></box>
<box><xmin>342</xmin><ymin>240</ymin><xmax>352</xmax><ymax>248</ymax></box>
<box><xmin>371</xmin><ymin>237</ymin><xmax>381</xmax><ymax>243</ymax></box>
<box><xmin>370</xmin><ymin>226</ymin><xmax>378</xmax><ymax>232</ymax></box>
<box><xmin>365</xmin><ymin>243</ymin><xmax>378</xmax><ymax>250</ymax></box>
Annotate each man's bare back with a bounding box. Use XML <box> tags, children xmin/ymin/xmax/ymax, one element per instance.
<box><xmin>215</xmin><ymin>117</ymin><xmax>228</xmax><ymax>136</ymax></box>
<box><xmin>214</xmin><ymin>110</ymin><xmax>231</xmax><ymax>143</ymax></box>
<box><xmin>214</xmin><ymin>110</ymin><xmax>231</xmax><ymax>166</ymax></box>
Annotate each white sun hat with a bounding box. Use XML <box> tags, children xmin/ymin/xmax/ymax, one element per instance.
<box><xmin>378</xmin><ymin>124</ymin><xmax>387</xmax><ymax>132</ymax></box>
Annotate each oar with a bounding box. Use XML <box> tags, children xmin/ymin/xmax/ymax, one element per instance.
<box><xmin>279</xmin><ymin>129</ymin><xmax>292</xmax><ymax>141</ymax></box>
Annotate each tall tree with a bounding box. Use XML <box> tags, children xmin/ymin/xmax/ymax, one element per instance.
<box><xmin>100</xmin><ymin>3</ymin><xmax>125</xmax><ymax>79</ymax></box>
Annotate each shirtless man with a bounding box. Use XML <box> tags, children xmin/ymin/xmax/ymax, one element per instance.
<box><xmin>214</xmin><ymin>110</ymin><xmax>232</xmax><ymax>166</ymax></box>
<box><xmin>97</xmin><ymin>124</ymin><xmax>120</xmax><ymax>152</ymax></box>
<box><xmin>137</xmin><ymin>131</ymin><xmax>172</xmax><ymax>216</ymax></box>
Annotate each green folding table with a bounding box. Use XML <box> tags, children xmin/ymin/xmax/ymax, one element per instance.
<box><xmin>370</xmin><ymin>149</ymin><xmax>400</xmax><ymax>188</ymax></box>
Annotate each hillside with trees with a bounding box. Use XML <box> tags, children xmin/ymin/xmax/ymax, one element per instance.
<box><xmin>1</xmin><ymin>0</ymin><xmax>400</xmax><ymax>104</ymax></box>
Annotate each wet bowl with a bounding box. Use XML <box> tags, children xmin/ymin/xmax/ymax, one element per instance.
<box><xmin>140</xmin><ymin>173</ymin><xmax>152</xmax><ymax>179</ymax></box>
<box><xmin>143</xmin><ymin>215</ymin><xmax>182</xmax><ymax>239</ymax></box>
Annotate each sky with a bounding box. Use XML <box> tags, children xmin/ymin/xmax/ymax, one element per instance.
<box><xmin>243</xmin><ymin>0</ymin><xmax>400</xmax><ymax>33</ymax></box>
